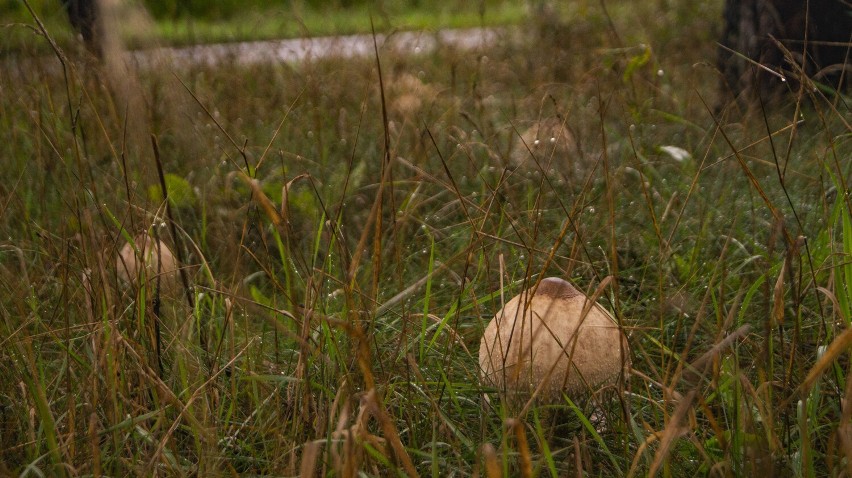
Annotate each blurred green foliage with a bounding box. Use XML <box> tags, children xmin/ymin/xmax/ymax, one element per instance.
<box><xmin>1</xmin><ymin>0</ymin><xmax>502</xmax><ymax>23</ymax></box>
<box><xmin>141</xmin><ymin>0</ymin><xmax>495</xmax><ymax>19</ymax></box>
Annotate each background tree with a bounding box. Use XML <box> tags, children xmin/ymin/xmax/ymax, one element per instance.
<box><xmin>718</xmin><ymin>0</ymin><xmax>851</xmax><ymax>102</ymax></box>
<box><xmin>62</xmin><ymin>0</ymin><xmax>100</xmax><ymax>55</ymax></box>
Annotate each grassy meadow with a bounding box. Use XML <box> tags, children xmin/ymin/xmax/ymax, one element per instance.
<box><xmin>2</xmin><ymin>0</ymin><xmax>852</xmax><ymax>476</ymax></box>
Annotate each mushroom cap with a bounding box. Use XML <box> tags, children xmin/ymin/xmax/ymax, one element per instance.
<box><xmin>479</xmin><ymin>277</ymin><xmax>629</xmax><ymax>400</ymax></box>
<box><xmin>388</xmin><ymin>73</ymin><xmax>438</xmax><ymax>119</ymax></box>
<box><xmin>116</xmin><ymin>234</ymin><xmax>180</xmax><ymax>294</ymax></box>
<box><xmin>510</xmin><ymin>117</ymin><xmax>577</xmax><ymax>169</ymax></box>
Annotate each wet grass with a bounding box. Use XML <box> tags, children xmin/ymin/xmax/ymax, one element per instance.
<box><xmin>1</xmin><ymin>0</ymin><xmax>851</xmax><ymax>476</ymax></box>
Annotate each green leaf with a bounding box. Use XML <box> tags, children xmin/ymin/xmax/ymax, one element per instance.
<box><xmin>148</xmin><ymin>173</ymin><xmax>196</xmax><ymax>208</ymax></box>
<box><xmin>623</xmin><ymin>44</ymin><xmax>651</xmax><ymax>83</ymax></box>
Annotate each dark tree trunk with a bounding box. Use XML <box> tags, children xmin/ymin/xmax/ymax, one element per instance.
<box><xmin>718</xmin><ymin>0</ymin><xmax>851</xmax><ymax>102</ymax></box>
<box><xmin>63</xmin><ymin>0</ymin><xmax>100</xmax><ymax>56</ymax></box>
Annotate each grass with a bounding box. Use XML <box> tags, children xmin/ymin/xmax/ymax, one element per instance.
<box><xmin>1</xmin><ymin>0</ymin><xmax>852</xmax><ymax>476</ymax></box>
<box><xmin>145</xmin><ymin>2</ymin><xmax>527</xmax><ymax>48</ymax></box>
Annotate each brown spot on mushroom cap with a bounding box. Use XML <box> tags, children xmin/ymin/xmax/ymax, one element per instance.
<box><xmin>534</xmin><ymin>277</ymin><xmax>581</xmax><ymax>300</ymax></box>
<box><xmin>479</xmin><ymin>277</ymin><xmax>629</xmax><ymax>401</ymax></box>
<box><xmin>116</xmin><ymin>234</ymin><xmax>180</xmax><ymax>295</ymax></box>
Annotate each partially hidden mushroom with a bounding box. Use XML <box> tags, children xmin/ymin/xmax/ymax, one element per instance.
<box><xmin>510</xmin><ymin>117</ymin><xmax>576</xmax><ymax>170</ymax></box>
<box><xmin>116</xmin><ymin>233</ymin><xmax>180</xmax><ymax>295</ymax></box>
<box><xmin>387</xmin><ymin>73</ymin><xmax>438</xmax><ymax>120</ymax></box>
<box><xmin>479</xmin><ymin>277</ymin><xmax>629</xmax><ymax>401</ymax></box>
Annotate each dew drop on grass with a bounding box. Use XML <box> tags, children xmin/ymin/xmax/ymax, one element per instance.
<box><xmin>533</xmin><ymin>139</ymin><xmax>541</xmax><ymax>146</ymax></box>
<box><xmin>629</xmin><ymin>124</ymin><xmax>636</xmax><ymax>132</ymax></box>
<box><xmin>550</xmin><ymin>137</ymin><xmax>556</xmax><ymax>143</ymax></box>
<box><xmin>657</xmin><ymin>69</ymin><xmax>664</xmax><ymax>77</ymax></box>
<box><xmin>588</xmin><ymin>207</ymin><xmax>595</xmax><ymax>214</ymax></box>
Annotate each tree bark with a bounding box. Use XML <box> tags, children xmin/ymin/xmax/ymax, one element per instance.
<box><xmin>718</xmin><ymin>0</ymin><xmax>851</xmax><ymax>102</ymax></box>
<box><xmin>63</xmin><ymin>0</ymin><xmax>100</xmax><ymax>56</ymax></box>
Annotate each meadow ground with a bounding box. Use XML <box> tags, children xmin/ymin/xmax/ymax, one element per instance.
<box><xmin>1</xmin><ymin>1</ymin><xmax>851</xmax><ymax>476</ymax></box>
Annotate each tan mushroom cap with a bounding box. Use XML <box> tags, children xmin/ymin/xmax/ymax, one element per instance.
<box><xmin>479</xmin><ymin>277</ymin><xmax>629</xmax><ymax>400</ymax></box>
<box><xmin>116</xmin><ymin>233</ymin><xmax>180</xmax><ymax>293</ymax></box>
<box><xmin>388</xmin><ymin>73</ymin><xmax>438</xmax><ymax>119</ymax></box>
<box><xmin>510</xmin><ymin>117</ymin><xmax>576</xmax><ymax>169</ymax></box>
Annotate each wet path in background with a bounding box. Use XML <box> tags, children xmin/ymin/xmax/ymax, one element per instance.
<box><xmin>131</xmin><ymin>27</ymin><xmax>502</xmax><ymax>68</ymax></box>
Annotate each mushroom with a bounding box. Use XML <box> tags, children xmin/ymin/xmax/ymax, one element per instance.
<box><xmin>479</xmin><ymin>277</ymin><xmax>629</xmax><ymax>401</ymax></box>
<box><xmin>116</xmin><ymin>233</ymin><xmax>180</xmax><ymax>295</ymax></box>
<box><xmin>387</xmin><ymin>73</ymin><xmax>438</xmax><ymax>120</ymax></box>
<box><xmin>510</xmin><ymin>117</ymin><xmax>578</xmax><ymax>172</ymax></box>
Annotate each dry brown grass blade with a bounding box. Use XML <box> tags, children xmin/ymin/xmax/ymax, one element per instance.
<box><xmin>626</xmin><ymin>431</ymin><xmax>660</xmax><ymax>478</ymax></box>
<box><xmin>772</xmin><ymin>259</ymin><xmax>787</xmax><ymax>325</ymax></box>
<box><xmin>256</xmin><ymin>90</ymin><xmax>303</xmax><ymax>171</ymax></box>
<box><xmin>299</xmin><ymin>440</ymin><xmax>322</xmax><ymax>478</ymax></box>
<box><xmin>375</xmin><ymin>262</ymin><xmax>450</xmax><ymax>317</ymax></box>
<box><xmin>481</xmin><ymin>443</ymin><xmax>501</xmax><ymax>478</ymax></box>
<box><xmin>239</xmin><ymin>171</ymin><xmax>284</xmax><ymax>226</ymax></box>
<box><xmin>683</xmin><ymin>324</ymin><xmax>752</xmax><ymax>386</ymax></box>
<box><xmin>700</xmin><ymin>120</ymin><xmax>805</xmax><ymax>173</ymax></box>
<box><xmin>765</xmin><ymin>35</ymin><xmax>852</xmax><ymax>133</ymax></box>
<box><xmin>740</xmin><ymin>374</ymin><xmax>781</xmax><ymax>453</ymax></box>
<box><xmin>647</xmin><ymin>390</ymin><xmax>696</xmax><ymax>478</ymax></box>
<box><xmin>281</xmin><ymin>173</ymin><xmax>310</xmax><ymax>223</ymax></box>
<box><xmin>573</xmin><ymin>436</ymin><xmax>583</xmax><ymax>478</ymax></box>
<box><xmin>817</xmin><ymin>286</ymin><xmax>845</xmax><ymax>323</ymax></box>
<box><xmin>636</xmin><ymin>324</ymin><xmax>751</xmax><ymax>476</ymax></box>
<box><xmin>837</xmin><ymin>364</ymin><xmax>852</xmax><ymax>477</ymax></box>
<box><xmin>506</xmin><ymin>419</ymin><xmax>532</xmax><ymax>478</ymax></box>
<box><xmin>699</xmin><ymin>92</ymin><xmax>792</xmax><ymax>246</ymax></box>
<box><xmin>795</xmin><ymin>326</ymin><xmax>852</xmax><ymax>398</ymax></box>
<box><xmin>143</xmin><ymin>337</ymin><xmax>255</xmax><ymax>473</ymax></box>
<box><xmin>364</xmin><ymin>389</ymin><xmax>420</xmax><ymax>477</ymax></box>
